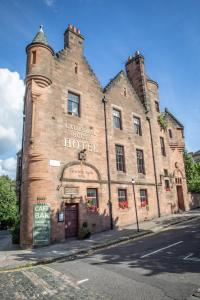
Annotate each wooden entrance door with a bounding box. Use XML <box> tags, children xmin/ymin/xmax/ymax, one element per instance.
<box><xmin>176</xmin><ymin>186</ymin><xmax>185</xmax><ymax>211</ymax></box>
<box><xmin>65</xmin><ymin>204</ymin><xmax>78</xmax><ymax>238</ymax></box>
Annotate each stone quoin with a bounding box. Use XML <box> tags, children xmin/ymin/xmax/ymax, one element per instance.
<box><xmin>16</xmin><ymin>24</ymin><xmax>190</xmax><ymax>247</ymax></box>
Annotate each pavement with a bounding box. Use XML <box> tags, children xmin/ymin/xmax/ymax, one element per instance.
<box><xmin>0</xmin><ymin>208</ymin><xmax>200</xmax><ymax>272</ymax></box>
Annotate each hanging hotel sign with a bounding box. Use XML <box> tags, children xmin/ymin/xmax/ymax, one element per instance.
<box><xmin>64</xmin><ymin>122</ymin><xmax>98</xmax><ymax>153</ymax></box>
<box><xmin>33</xmin><ymin>204</ymin><xmax>50</xmax><ymax>246</ymax></box>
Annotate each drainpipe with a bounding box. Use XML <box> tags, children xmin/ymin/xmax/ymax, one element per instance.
<box><xmin>102</xmin><ymin>96</ymin><xmax>113</xmax><ymax>230</ymax></box>
<box><xmin>146</xmin><ymin>116</ymin><xmax>161</xmax><ymax>217</ymax></box>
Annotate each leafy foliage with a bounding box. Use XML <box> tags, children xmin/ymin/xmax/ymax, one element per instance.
<box><xmin>184</xmin><ymin>151</ymin><xmax>200</xmax><ymax>193</ymax></box>
<box><xmin>157</xmin><ymin>113</ymin><xmax>168</xmax><ymax>131</ymax></box>
<box><xmin>0</xmin><ymin>175</ymin><xmax>19</xmax><ymax>227</ymax></box>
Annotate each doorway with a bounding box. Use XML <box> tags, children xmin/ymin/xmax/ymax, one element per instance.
<box><xmin>65</xmin><ymin>204</ymin><xmax>78</xmax><ymax>238</ymax></box>
<box><xmin>176</xmin><ymin>186</ymin><xmax>185</xmax><ymax>211</ymax></box>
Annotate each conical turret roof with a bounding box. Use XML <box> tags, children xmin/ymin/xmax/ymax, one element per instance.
<box><xmin>32</xmin><ymin>25</ymin><xmax>48</xmax><ymax>45</ymax></box>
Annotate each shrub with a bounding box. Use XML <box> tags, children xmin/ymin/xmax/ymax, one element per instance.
<box><xmin>78</xmin><ymin>222</ymin><xmax>91</xmax><ymax>240</ymax></box>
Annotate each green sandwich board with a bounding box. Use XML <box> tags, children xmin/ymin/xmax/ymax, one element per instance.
<box><xmin>33</xmin><ymin>204</ymin><xmax>50</xmax><ymax>246</ymax></box>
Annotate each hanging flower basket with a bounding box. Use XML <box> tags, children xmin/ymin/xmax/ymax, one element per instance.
<box><xmin>119</xmin><ymin>200</ymin><xmax>128</xmax><ymax>209</ymax></box>
<box><xmin>86</xmin><ymin>199</ymin><xmax>99</xmax><ymax>213</ymax></box>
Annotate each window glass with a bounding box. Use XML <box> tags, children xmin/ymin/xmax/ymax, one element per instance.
<box><xmin>87</xmin><ymin>188</ymin><xmax>98</xmax><ymax>212</ymax></box>
<box><xmin>118</xmin><ymin>189</ymin><xmax>128</xmax><ymax>208</ymax></box>
<box><xmin>140</xmin><ymin>189</ymin><xmax>148</xmax><ymax>207</ymax></box>
<box><xmin>68</xmin><ymin>92</ymin><xmax>80</xmax><ymax>116</ymax></box>
<box><xmin>155</xmin><ymin>101</ymin><xmax>160</xmax><ymax>112</ymax></box>
<box><xmin>136</xmin><ymin>149</ymin><xmax>145</xmax><ymax>174</ymax></box>
<box><xmin>165</xmin><ymin>179</ymin><xmax>170</xmax><ymax>191</ymax></box>
<box><xmin>168</xmin><ymin>129</ymin><xmax>173</xmax><ymax>138</ymax></box>
<box><xmin>133</xmin><ymin>117</ymin><xmax>142</xmax><ymax>135</ymax></box>
<box><xmin>160</xmin><ymin>137</ymin><xmax>166</xmax><ymax>156</ymax></box>
<box><xmin>113</xmin><ymin>109</ymin><xmax>122</xmax><ymax>129</ymax></box>
<box><xmin>115</xmin><ymin>145</ymin><xmax>125</xmax><ymax>172</ymax></box>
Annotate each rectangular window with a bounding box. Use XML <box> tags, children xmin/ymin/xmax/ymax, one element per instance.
<box><xmin>164</xmin><ymin>169</ymin><xmax>168</xmax><ymax>177</ymax></box>
<box><xmin>160</xmin><ymin>137</ymin><xmax>166</xmax><ymax>156</ymax></box>
<box><xmin>118</xmin><ymin>189</ymin><xmax>128</xmax><ymax>209</ymax></box>
<box><xmin>115</xmin><ymin>145</ymin><xmax>125</xmax><ymax>172</ymax></box>
<box><xmin>164</xmin><ymin>179</ymin><xmax>170</xmax><ymax>191</ymax></box>
<box><xmin>32</xmin><ymin>51</ymin><xmax>36</xmax><ymax>64</ymax></box>
<box><xmin>133</xmin><ymin>116</ymin><xmax>142</xmax><ymax>135</ymax></box>
<box><xmin>168</xmin><ymin>129</ymin><xmax>173</xmax><ymax>138</ymax></box>
<box><xmin>113</xmin><ymin>109</ymin><xmax>122</xmax><ymax>129</ymax></box>
<box><xmin>140</xmin><ymin>189</ymin><xmax>148</xmax><ymax>207</ymax></box>
<box><xmin>155</xmin><ymin>101</ymin><xmax>160</xmax><ymax>112</ymax></box>
<box><xmin>68</xmin><ymin>92</ymin><xmax>80</xmax><ymax>117</ymax></box>
<box><xmin>136</xmin><ymin>149</ymin><xmax>145</xmax><ymax>174</ymax></box>
<box><xmin>87</xmin><ymin>188</ymin><xmax>98</xmax><ymax>212</ymax></box>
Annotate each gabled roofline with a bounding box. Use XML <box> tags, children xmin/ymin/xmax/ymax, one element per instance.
<box><xmin>103</xmin><ymin>70</ymin><xmax>124</xmax><ymax>92</ymax></box>
<box><xmin>165</xmin><ymin>108</ymin><xmax>184</xmax><ymax>128</ymax></box>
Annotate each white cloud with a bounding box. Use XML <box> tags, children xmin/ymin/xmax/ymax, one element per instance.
<box><xmin>44</xmin><ymin>0</ymin><xmax>55</xmax><ymax>7</ymax></box>
<box><xmin>0</xmin><ymin>69</ymin><xmax>24</xmax><ymax>157</ymax></box>
<box><xmin>0</xmin><ymin>157</ymin><xmax>17</xmax><ymax>179</ymax></box>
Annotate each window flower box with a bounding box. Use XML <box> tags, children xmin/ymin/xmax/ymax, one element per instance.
<box><xmin>119</xmin><ymin>200</ymin><xmax>128</xmax><ymax>209</ymax></box>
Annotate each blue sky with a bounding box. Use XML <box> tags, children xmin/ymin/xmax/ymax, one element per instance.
<box><xmin>0</xmin><ymin>0</ymin><xmax>200</xmax><ymax>176</ymax></box>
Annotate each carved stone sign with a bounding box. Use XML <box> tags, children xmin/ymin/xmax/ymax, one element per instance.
<box><xmin>64</xmin><ymin>122</ymin><xmax>98</xmax><ymax>153</ymax></box>
<box><xmin>63</xmin><ymin>164</ymin><xmax>98</xmax><ymax>181</ymax></box>
<box><xmin>64</xmin><ymin>187</ymin><xmax>79</xmax><ymax>195</ymax></box>
<box><xmin>33</xmin><ymin>204</ymin><xmax>50</xmax><ymax>246</ymax></box>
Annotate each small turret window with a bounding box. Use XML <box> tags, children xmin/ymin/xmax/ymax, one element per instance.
<box><xmin>32</xmin><ymin>51</ymin><xmax>36</xmax><ymax>64</ymax></box>
<box><xmin>155</xmin><ymin>101</ymin><xmax>160</xmax><ymax>112</ymax></box>
<box><xmin>75</xmin><ymin>62</ymin><xmax>78</xmax><ymax>74</ymax></box>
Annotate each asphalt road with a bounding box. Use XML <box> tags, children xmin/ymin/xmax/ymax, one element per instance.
<box><xmin>51</xmin><ymin>217</ymin><xmax>200</xmax><ymax>300</ymax></box>
<box><xmin>0</xmin><ymin>217</ymin><xmax>200</xmax><ymax>299</ymax></box>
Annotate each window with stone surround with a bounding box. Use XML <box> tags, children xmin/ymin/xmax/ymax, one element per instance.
<box><xmin>113</xmin><ymin>109</ymin><xmax>122</xmax><ymax>129</ymax></box>
<box><xmin>168</xmin><ymin>129</ymin><xmax>173</xmax><ymax>138</ymax></box>
<box><xmin>68</xmin><ymin>92</ymin><xmax>80</xmax><ymax>117</ymax></box>
<box><xmin>155</xmin><ymin>101</ymin><xmax>160</xmax><ymax>112</ymax></box>
<box><xmin>86</xmin><ymin>188</ymin><xmax>98</xmax><ymax>212</ymax></box>
<box><xmin>118</xmin><ymin>189</ymin><xmax>128</xmax><ymax>209</ymax></box>
<box><xmin>136</xmin><ymin>149</ymin><xmax>145</xmax><ymax>174</ymax></box>
<box><xmin>133</xmin><ymin>116</ymin><xmax>142</xmax><ymax>136</ymax></box>
<box><xmin>140</xmin><ymin>189</ymin><xmax>148</xmax><ymax>207</ymax></box>
<box><xmin>160</xmin><ymin>137</ymin><xmax>166</xmax><ymax>156</ymax></box>
<box><xmin>115</xmin><ymin>145</ymin><xmax>125</xmax><ymax>172</ymax></box>
<box><xmin>31</xmin><ymin>51</ymin><xmax>36</xmax><ymax>64</ymax></box>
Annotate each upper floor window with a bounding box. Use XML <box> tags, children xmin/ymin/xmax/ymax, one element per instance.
<box><xmin>75</xmin><ymin>62</ymin><xmax>78</xmax><ymax>74</ymax></box>
<box><xmin>68</xmin><ymin>92</ymin><xmax>80</xmax><ymax>117</ymax></box>
<box><xmin>115</xmin><ymin>145</ymin><xmax>125</xmax><ymax>172</ymax></box>
<box><xmin>133</xmin><ymin>116</ymin><xmax>142</xmax><ymax>136</ymax></box>
<box><xmin>155</xmin><ymin>101</ymin><xmax>160</xmax><ymax>112</ymax></box>
<box><xmin>168</xmin><ymin>129</ymin><xmax>173</xmax><ymax>138</ymax></box>
<box><xmin>136</xmin><ymin>149</ymin><xmax>145</xmax><ymax>174</ymax></box>
<box><xmin>160</xmin><ymin>137</ymin><xmax>166</xmax><ymax>156</ymax></box>
<box><xmin>123</xmin><ymin>87</ymin><xmax>127</xmax><ymax>97</ymax></box>
<box><xmin>118</xmin><ymin>189</ymin><xmax>128</xmax><ymax>209</ymax></box>
<box><xmin>31</xmin><ymin>51</ymin><xmax>36</xmax><ymax>64</ymax></box>
<box><xmin>140</xmin><ymin>189</ymin><xmax>148</xmax><ymax>207</ymax></box>
<box><xmin>113</xmin><ymin>109</ymin><xmax>122</xmax><ymax>129</ymax></box>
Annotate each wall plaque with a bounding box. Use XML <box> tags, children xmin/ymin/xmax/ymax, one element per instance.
<box><xmin>33</xmin><ymin>204</ymin><xmax>50</xmax><ymax>246</ymax></box>
<box><xmin>64</xmin><ymin>187</ymin><xmax>79</xmax><ymax>195</ymax></box>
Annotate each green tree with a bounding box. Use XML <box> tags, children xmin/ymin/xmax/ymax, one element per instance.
<box><xmin>0</xmin><ymin>175</ymin><xmax>18</xmax><ymax>227</ymax></box>
<box><xmin>184</xmin><ymin>151</ymin><xmax>200</xmax><ymax>193</ymax></box>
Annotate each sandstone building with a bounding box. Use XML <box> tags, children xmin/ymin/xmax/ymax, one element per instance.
<box><xmin>17</xmin><ymin>25</ymin><xmax>189</xmax><ymax>247</ymax></box>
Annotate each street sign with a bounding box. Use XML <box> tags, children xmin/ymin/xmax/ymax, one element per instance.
<box><xmin>33</xmin><ymin>204</ymin><xmax>50</xmax><ymax>246</ymax></box>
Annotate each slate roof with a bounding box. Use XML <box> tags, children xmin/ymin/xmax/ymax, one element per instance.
<box><xmin>165</xmin><ymin>108</ymin><xmax>184</xmax><ymax>128</ymax></box>
<box><xmin>32</xmin><ymin>25</ymin><xmax>48</xmax><ymax>46</ymax></box>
